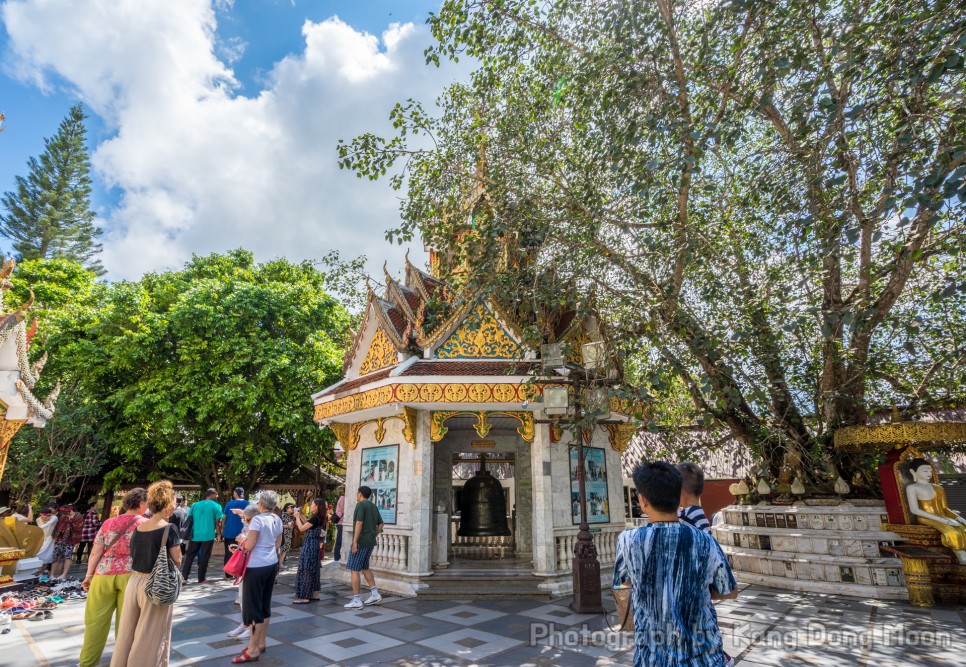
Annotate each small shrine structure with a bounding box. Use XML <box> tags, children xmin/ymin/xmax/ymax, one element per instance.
<box><xmin>312</xmin><ymin>248</ymin><xmax>636</xmax><ymax>597</ymax></box>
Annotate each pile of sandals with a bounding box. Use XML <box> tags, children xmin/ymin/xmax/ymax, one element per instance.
<box><xmin>0</xmin><ymin>579</ymin><xmax>87</xmax><ymax>630</ymax></box>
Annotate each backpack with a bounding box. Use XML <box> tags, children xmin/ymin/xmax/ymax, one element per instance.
<box><xmin>175</xmin><ymin>508</ymin><xmax>192</xmax><ymax>541</ymax></box>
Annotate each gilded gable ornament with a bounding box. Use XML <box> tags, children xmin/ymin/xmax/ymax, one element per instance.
<box><xmin>436</xmin><ymin>303</ymin><xmax>521</xmax><ymax>360</ymax></box>
<box><xmin>359</xmin><ymin>328</ymin><xmax>398</xmax><ymax>375</ymax></box>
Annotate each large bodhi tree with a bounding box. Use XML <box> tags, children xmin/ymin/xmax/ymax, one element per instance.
<box><xmin>341</xmin><ymin>0</ymin><xmax>966</xmax><ymax>483</ymax></box>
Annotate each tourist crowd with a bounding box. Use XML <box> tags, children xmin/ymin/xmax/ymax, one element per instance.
<box><xmin>16</xmin><ymin>483</ymin><xmax>369</xmax><ymax>666</ymax></box>
<box><xmin>4</xmin><ymin>459</ymin><xmax>739</xmax><ymax>667</ymax></box>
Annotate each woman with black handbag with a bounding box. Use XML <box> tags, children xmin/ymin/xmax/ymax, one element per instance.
<box><xmin>111</xmin><ymin>480</ymin><xmax>183</xmax><ymax>667</ymax></box>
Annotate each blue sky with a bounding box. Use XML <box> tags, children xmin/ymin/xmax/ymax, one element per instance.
<box><xmin>0</xmin><ymin>0</ymin><xmax>453</xmax><ymax>279</ymax></box>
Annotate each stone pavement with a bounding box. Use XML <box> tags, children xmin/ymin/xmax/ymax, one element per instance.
<box><xmin>2</xmin><ymin>561</ymin><xmax>965</xmax><ymax>666</ymax></box>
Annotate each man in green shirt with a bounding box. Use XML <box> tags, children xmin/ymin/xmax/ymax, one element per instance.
<box><xmin>344</xmin><ymin>485</ymin><xmax>384</xmax><ymax>609</ymax></box>
<box><xmin>180</xmin><ymin>488</ymin><xmax>223</xmax><ymax>584</ymax></box>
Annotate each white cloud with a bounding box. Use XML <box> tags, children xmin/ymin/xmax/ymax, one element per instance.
<box><xmin>1</xmin><ymin>0</ymin><xmax>459</xmax><ymax>280</ymax></box>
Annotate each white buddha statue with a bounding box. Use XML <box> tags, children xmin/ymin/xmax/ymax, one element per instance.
<box><xmin>905</xmin><ymin>457</ymin><xmax>966</xmax><ymax>565</ymax></box>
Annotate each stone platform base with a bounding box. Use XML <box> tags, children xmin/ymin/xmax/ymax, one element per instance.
<box><xmin>714</xmin><ymin>502</ymin><xmax>908</xmax><ymax>600</ymax></box>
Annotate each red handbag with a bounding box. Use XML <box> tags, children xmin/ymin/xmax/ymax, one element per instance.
<box><xmin>223</xmin><ymin>547</ymin><xmax>250</xmax><ymax>583</ymax></box>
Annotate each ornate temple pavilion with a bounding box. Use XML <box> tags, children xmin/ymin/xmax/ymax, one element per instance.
<box><xmin>312</xmin><ymin>254</ymin><xmax>636</xmax><ymax>596</ymax></box>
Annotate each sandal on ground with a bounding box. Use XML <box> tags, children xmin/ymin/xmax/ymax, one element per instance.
<box><xmin>230</xmin><ymin>648</ymin><xmax>259</xmax><ymax>663</ymax></box>
<box><xmin>293</xmin><ymin>599</ymin><xmax>311</xmax><ymax>604</ymax></box>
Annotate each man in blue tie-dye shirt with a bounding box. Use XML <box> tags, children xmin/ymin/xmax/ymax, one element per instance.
<box><xmin>614</xmin><ymin>461</ymin><xmax>737</xmax><ymax>667</ymax></box>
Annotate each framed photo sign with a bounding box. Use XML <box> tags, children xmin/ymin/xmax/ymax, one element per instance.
<box><xmin>569</xmin><ymin>446</ymin><xmax>610</xmax><ymax>524</ymax></box>
<box><xmin>360</xmin><ymin>444</ymin><xmax>398</xmax><ymax>524</ymax></box>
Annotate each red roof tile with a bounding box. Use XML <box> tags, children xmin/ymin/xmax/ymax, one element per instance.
<box><xmin>403</xmin><ymin>290</ymin><xmax>423</xmax><ymax>316</ymax></box>
<box><xmin>385</xmin><ymin>306</ymin><xmax>409</xmax><ymax>338</ymax></box>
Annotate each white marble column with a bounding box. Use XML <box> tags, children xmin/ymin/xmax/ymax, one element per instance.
<box><xmin>530</xmin><ymin>422</ymin><xmax>557</xmax><ymax>575</ymax></box>
<box><xmin>432</xmin><ymin>432</ymin><xmax>453</xmax><ymax>567</ymax></box>
<box><xmin>515</xmin><ymin>436</ymin><xmax>533</xmax><ymax>557</ymax></box>
<box><xmin>341</xmin><ymin>443</ymin><xmax>363</xmax><ymax>550</ymax></box>
<box><xmin>407</xmin><ymin>409</ymin><xmax>434</xmax><ymax>575</ymax></box>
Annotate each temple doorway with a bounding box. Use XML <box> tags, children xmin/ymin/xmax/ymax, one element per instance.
<box><xmin>431</xmin><ymin>414</ymin><xmax>534</xmax><ymax>568</ymax></box>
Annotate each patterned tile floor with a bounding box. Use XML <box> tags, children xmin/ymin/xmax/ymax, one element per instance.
<box><xmin>2</xmin><ymin>561</ymin><xmax>965</xmax><ymax>666</ymax></box>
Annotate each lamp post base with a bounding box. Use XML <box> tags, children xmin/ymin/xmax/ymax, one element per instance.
<box><xmin>570</xmin><ymin>526</ymin><xmax>604</xmax><ymax>614</ymax></box>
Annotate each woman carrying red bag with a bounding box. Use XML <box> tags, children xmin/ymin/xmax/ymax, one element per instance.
<box><xmin>224</xmin><ymin>504</ymin><xmax>258</xmax><ymax>641</ymax></box>
<box><xmin>230</xmin><ymin>491</ymin><xmax>282</xmax><ymax>664</ymax></box>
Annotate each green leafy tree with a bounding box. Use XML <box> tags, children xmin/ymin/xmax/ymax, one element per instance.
<box><xmin>40</xmin><ymin>250</ymin><xmax>351</xmax><ymax>493</ymax></box>
<box><xmin>341</xmin><ymin>0</ymin><xmax>966</xmax><ymax>485</ymax></box>
<box><xmin>0</xmin><ymin>104</ymin><xmax>104</xmax><ymax>274</ymax></box>
<box><xmin>4</xmin><ymin>384</ymin><xmax>109</xmax><ymax>504</ymax></box>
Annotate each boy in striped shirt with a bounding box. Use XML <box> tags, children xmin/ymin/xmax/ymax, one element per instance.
<box><xmin>676</xmin><ymin>462</ymin><xmax>711</xmax><ymax>534</ymax></box>
<box><xmin>676</xmin><ymin>462</ymin><xmax>735</xmax><ymax>666</ymax></box>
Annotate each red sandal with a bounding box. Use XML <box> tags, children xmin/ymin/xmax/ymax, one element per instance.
<box><xmin>230</xmin><ymin>648</ymin><xmax>259</xmax><ymax>663</ymax></box>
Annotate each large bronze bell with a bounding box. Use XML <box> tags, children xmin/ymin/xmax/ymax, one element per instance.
<box><xmin>458</xmin><ymin>455</ymin><xmax>511</xmax><ymax>537</ymax></box>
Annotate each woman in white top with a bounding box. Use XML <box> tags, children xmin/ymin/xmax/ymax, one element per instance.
<box><xmin>227</xmin><ymin>504</ymin><xmax>259</xmax><ymax>640</ymax></box>
<box><xmin>33</xmin><ymin>509</ymin><xmax>58</xmax><ymax>574</ymax></box>
<box><xmin>231</xmin><ymin>491</ymin><xmax>282</xmax><ymax>664</ymax></box>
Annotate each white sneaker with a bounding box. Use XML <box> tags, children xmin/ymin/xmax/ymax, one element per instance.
<box><xmin>227</xmin><ymin>624</ymin><xmax>247</xmax><ymax>638</ymax></box>
<box><xmin>236</xmin><ymin>628</ymin><xmax>251</xmax><ymax>640</ymax></box>
<box><xmin>363</xmin><ymin>593</ymin><xmax>382</xmax><ymax>606</ymax></box>
<box><xmin>344</xmin><ymin>598</ymin><xmax>364</xmax><ymax>609</ymax></box>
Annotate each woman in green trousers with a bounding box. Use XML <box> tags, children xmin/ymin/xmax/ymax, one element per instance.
<box><xmin>77</xmin><ymin>488</ymin><xmax>148</xmax><ymax>667</ymax></box>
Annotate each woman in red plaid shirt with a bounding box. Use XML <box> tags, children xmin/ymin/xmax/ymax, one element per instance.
<box><xmin>76</xmin><ymin>506</ymin><xmax>102</xmax><ymax>564</ymax></box>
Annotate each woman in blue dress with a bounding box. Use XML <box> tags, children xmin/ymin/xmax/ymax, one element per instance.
<box><xmin>292</xmin><ymin>498</ymin><xmax>327</xmax><ymax>603</ymax></box>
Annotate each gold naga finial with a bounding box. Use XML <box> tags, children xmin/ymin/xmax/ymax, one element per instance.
<box><xmin>0</xmin><ymin>258</ymin><xmax>16</xmax><ymax>281</ymax></box>
<box><xmin>383</xmin><ymin>261</ymin><xmax>393</xmax><ymax>287</ymax></box>
<box><xmin>16</xmin><ymin>289</ymin><xmax>34</xmax><ymax>317</ymax></box>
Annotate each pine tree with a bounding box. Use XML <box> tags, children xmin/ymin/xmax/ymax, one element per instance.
<box><xmin>0</xmin><ymin>104</ymin><xmax>104</xmax><ymax>275</ymax></box>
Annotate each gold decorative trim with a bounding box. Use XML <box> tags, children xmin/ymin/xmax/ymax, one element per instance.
<box><xmin>330</xmin><ymin>421</ymin><xmax>362</xmax><ymax>451</ymax></box>
<box><xmin>315</xmin><ymin>382</ymin><xmax>539</xmax><ymax>421</ymax></box>
<box><xmin>328</xmin><ymin>410</ymin><xmax>421</xmax><ymax>451</ymax></box>
<box><xmin>564</xmin><ymin>330</ymin><xmax>590</xmax><ymax>366</ymax></box>
<box><xmin>608</xmin><ymin>395</ymin><xmax>649</xmax><ymax>419</ymax></box>
<box><xmin>430</xmin><ymin>411</ymin><xmax>461</xmax><ymax>441</ymax></box>
<box><xmin>886</xmin><ymin>523</ymin><xmax>944</xmax><ymax>547</ymax></box>
<box><xmin>436</xmin><ymin>303</ymin><xmax>522</xmax><ymax>360</ymax></box>
<box><xmin>401</xmin><ymin>407</ymin><xmax>418</xmax><ymax>448</ymax></box>
<box><xmin>602</xmin><ymin>422</ymin><xmax>638</xmax><ymax>454</ymax></box>
<box><xmin>368</xmin><ymin>288</ymin><xmax>406</xmax><ymax>349</ymax></box>
<box><xmin>430</xmin><ymin>410</ymin><xmax>535</xmax><ymax>443</ymax></box>
<box><xmin>834</xmin><ymin>421</ymin><xmax>966</xmax><ymax>452</ymax></box>
<box><xmin>373</xmin><ymin>418</ymin><xmax>388</xmax><ymax>444</ymax></box>
<box><xmin>0</xmin><ymin>417</ymin><xmax>27</xmax><ymax>481</ymax></box>
<box><xmin>405</xmin><ymin>256</ymin><xmax>432</xmax><ymax>302</ymax></box>
<box><xmin>359</xmin><ymin>328</ymin><xmax>399</xmax><ymax>375</ymax></box>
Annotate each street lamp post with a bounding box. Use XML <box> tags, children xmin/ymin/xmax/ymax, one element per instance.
<box><xmin>568</xmin><ymin>371</ymin><xmax>605</xmax><ymax>613</ymax></box>
<box><xmin>536</xmin><ymin>365</ymin><xmax>606</xmax><ymax>614</ymax></box>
